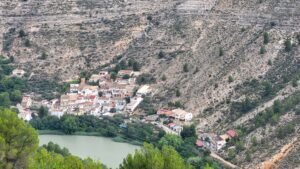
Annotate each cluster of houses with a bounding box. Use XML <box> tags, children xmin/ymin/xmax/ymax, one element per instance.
<box><xmin>17</xmin><ymin>70</ymin><xmax>154</xmax><ymax>120</ymax></box>
<box><xmin>196</xmin><ymin>129</ymin><xmax>237</xmax><ymax>151</ymax></box>
<box><xmin>56</xmin><ymin>70</ymin><xmax>153</xmax><ymax>116</ymax></box>
<box><xmin>143</xmin><ymin>108</ymin><xmax>194</xmax><ymax>135</ymax></box>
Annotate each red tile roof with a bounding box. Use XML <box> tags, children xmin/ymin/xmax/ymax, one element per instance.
<box><xmin>157</xmin><ymin>109</ymin><xmax>173</xmax><ymax>116</ymax></box>
<box><xmin>226</xmin><ymin>130</ymin><xmax>237</xmax><ymax>137</ymax></box>
<box><xmin>196</xmin><ymin>140</ymin><xmax>204</xmax><ymax>147</ymax></box>
<box><xmin>168</xmin><ymin>123</ymin><xmax>176</xmax><ymax>127</ymax></box>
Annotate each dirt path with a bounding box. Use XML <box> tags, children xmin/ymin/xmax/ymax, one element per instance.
<box><xmin>233</xmin><ymin>84</ymin><xmax>300</xmax><ymax>127</ymax></box>
<box><xmin>258</xmin><ymin>137</ymin><xmax>298</xmax><ymax>169</ymax></box>
<box><xmin>210</xmin><ymin>152</ymin><xmax>240</xmax><ymax>169</ymax></box>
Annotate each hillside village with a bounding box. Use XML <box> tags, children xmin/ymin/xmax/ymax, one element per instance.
<box><xmin>16</xmin><ymin>68</ymin><xmax>197</xmax><ymax>138</ymax></box>
<box><xmin>15</xmin><ymin>67</ymin><xmax>239</xmax><ymax>155</ymax></box>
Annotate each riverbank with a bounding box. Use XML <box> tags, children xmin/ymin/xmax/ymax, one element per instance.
<box><xmin>38</xmin><ymin>130</ymin><xmax>143</xmax><ymax>146</ymax></box>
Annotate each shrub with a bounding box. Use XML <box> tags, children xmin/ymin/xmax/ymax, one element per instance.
<box><xmin>276</xmin><ymin>124</ymin><xmax>295</xmax><ymax>139</ymax></box>
<box><xmin>161</xmin><ymin>75</ymin><xmax>167</xmax><ymax>81</ymax></box>
<box><xmin>284</xmin><ymin>39</ymin><xmax>292</xmax><ymax>52</ymax></box>
<box><xmin>228</xmin><ymin>76</ymin><xmax>234</xmax><ymax>83</ymax></box>
<box><xmin>219</xmin><ymin>47</ymin><xmax>224</xmax><ymax>56</ymax></box>
<box><xmin>136</xmin><ymin>74</ymin><xmax>156</xmax><ymax>85</ymax></box>
<box><xmin>39</xmin><ymin>52</ymin><xmax>47</xmax><ymax>60</ymax></box>
<box><xmin>19</xmin><ymin>30</ymin><xmax>26</xmax><ymax>37</ymax></box>
<box><xmin>158</xmin><ymin>50</ymin><xmax>165</xmax><ymax>59</ymax></box>
<box><xmin>183</xmin><ymin>63</ymin><xmax>189</xmax><ymax>72</ymax></box>
<box><xmin>176</xmin><ymin>89</ymin><xmax>181</xmax><ymax>97</ymax></box>
<box><xmin>263</xmin><ymin>32</ymin><xmax>269</xmax><ymax>44</ymax></box>
<box><xmin>260</xmin><ymin>46</ymin><xmax>266</xmax><ymax>54</ymax></box>
<box><xmin>292</xmin><ymin>79</ymin><xmax>298</xmax><ymax>87</ymax></box>
<box><xmin>24</xmin><ymin>39</ymin><xmax>31</xmax><ymax>47</ymax></box>
<box><xmin>268</xmin><ymin>59</ymin><xmax>272</xmax><ymax>66</ymax></box>
<box><xmin>297</xmin><ymin>34</ymin><xmax>300</xmax><ymax>44</ymax></box>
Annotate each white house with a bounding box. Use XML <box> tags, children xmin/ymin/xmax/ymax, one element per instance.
<box><xmin>125</xmin><ymin>97</ymin><xmax>143</xmax><ymax>112</ymax></box>
<box><xmin>12</xmin><ymin>69</ymin><xmax>26</xmax><ymax>77</ymax></box>
<box><xmin>136</xmin><ymin>85</ymin><xmax>152</xmax><ymax>97</ymax></box>
<box><xmin>70</xmin><ymin>84</ymin><xmax>80</xmax><ymax>93</ymax></box>
<box><xmin>50</xmin><ymin>110</ymin><xmax>64</xmax><ymax>118</ymax></box>
<box><xmin>172</xmin><ymin>109</ymin><xmax>193</xmax><ymax>121</ymax></box>
<box><xmin>21</xmin><ymin>96</ymin><xmax>32</xmax><ymax>108</ymax></box>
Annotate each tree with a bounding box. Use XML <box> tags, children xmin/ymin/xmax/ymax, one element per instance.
<box><xmin>183</xmin><ymin>63</ymin><xmax>189</xmax><ymax>73</ymax></box>
<box><xmin>10</xmin><ymin>90</ymin><xmax>22</xmax><ymax>103</ymax></box>
<box><xmin>297</xmin><ymin>34</ymin><xmax>300</xmax><ymax>44</ymax></box>
<box><xmin>176</xmin><ymin>89</ymin><xmax>181</xmax><ymax>97</ymax></box>
<box><xmin>228</xmin><ymin>76</ymin><xmax>234</xmax><ymax>83</ymax></box>
<box><xmin>119</xmin><ymin>143</ymin><xmax>191</xmax><ymax>169</ymax></box>
<box><xmin>260</xmin><ymin>46</ymin><xmax>266</xmax><ymax>54</ymax></box>
<box><xmin>24</xmin><ymin>39</ymin><xmax>31</xmax><ymax>47</ymax></box>
<box><xmin>29</xmin><ymin>148</ymin><xmax>103</xmax><ymax>169</ymax></box>
<box><xmin>292</xmin><ymin>79</ymin><xmax>298</xmax><ymax>87</ymax></box>
<box><xmin>0</xmin><ymin>92</ymin><xmax>11</xmax><ymax>107</ymax></box>
<box><xmin>19</xmin><ymin>30</ymin><xmax>26</xmax><ymax>37</ymax></box>
<box><xmin>180</xmin><ymin>125</ymin><xmax>196</xmax><ymax>139</ymax></box>
<box><xmin>38</xmin><ymin>106</ymin><xmax>49</xmax><ymax>118</ymax></box>
<box><xmin>263</xmin><ymin>32</ymin><xmax>269</xmax><ymax>44</ymax></box>
<box><xmin>158</xmin><ymin>134</ymin><xmax>183</xmax><ymax>149</ymax></box>
<box><xmin>262</xmin><ymin>82</ymin><xmax>273</xmax><ymax>97</ymax></box>
<box><xmin>125</xmin><ymin>97</ymin><xmax>131</xmax><ymax>104</ymax></box>
<box><xmin>122</xmin><ymin>74</ymin><xmax>130</xmax><ymax>79</ymax></box>
<box><xmin>132</xmin><ymin>61</ymin><xmax>141</xmax><ymax>71</ymax></box>
<box><xmin>40</xmin><ymin>52</ymin><xmax>47</xmax><ymax>60</ymax></box>
<box><xmin>219</xmin><ymin>47</ymin><xmax>224</xmax><ymax>56</ymax></box>
<box><xmin>0</xmin><ymin>109</ymin><xmax>38</xmax><ymax>168</ymax></box>
<box><xmin>42</xmin><ymin>141</ymin><xmax>70</xmax><ymax>156</ymax></box>
<box><xmin>60</xmin><ymin>115</ymin><xmax>78</xmax><ymax>134</ymax></box>
<box><xmin>284</xmin><ymin>39</ymin><xmax>292</xmax><ymax>52</ymax></box>
<box><xmin>251</xmin><ymin>136</ymin><xmax>258</xmax><ymax>146</ymax></box>
<box><xmin>110</xmin><ymin>72</ymin><xmax>117</xmax><ymax>81</ymax></box>
<box><xmin>161</xmin><ymin>75</ymin><xmax>167</xmax><ymax>81</ymax></box>
<box><xmin>158</xmin><ymin>51</ymin><xmax>165</xmax><ymax>59</ymax></box>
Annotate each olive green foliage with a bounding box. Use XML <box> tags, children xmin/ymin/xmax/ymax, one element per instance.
<box><xmin>228</xmin><ymin>76</ymin><xmax>234</xmax><ymax>83</ymax></box>
<box><xmin>183</xmin><ymin>63</ymin><xmax>189</xmax><ymax>72</ymax></box>
<box><xmin>136</xmin><ymin>74</ymin><xmax>156</xmax><ymax>85</ymax></box>
<box><xmin>158</xmin><ymin>50</ymin><xmax>165</xmax><ymax>59</ymax></box>
<box><xmin>29</xmin><ymin>148</ymin><xmax>103</xmax><ymax>169</ymax></box>
<box><xmin>138</xmin><ymin>97</ymin><xmax>157</xmax><ymax>115</ymax></box>
<box><xmin>0</xmin><ymin>109</ymin><xmax>38</xmax><ymax>169</ymax></box>
<box><xmin>0</xmin><ymin>57</ymin><xmax>25</xmax><ymax>107</ymax></box>
<box><xmin>238</xmin><ymin>93</ymin><xmax>300</xmax><ymax>135</ymax></box>
<box><xmin>260</xmin><ymin>46</ymin><xmax>266</xmax><ymax>54</ymax></box>
<box><xmin>110</xmin><ymin>72</ymin><xmax>117</xmax><ymax>81</ymax></box>
<box><xmin>30</xmin><ymin>114</ymin><xmax>164</xmax><ymax>144</ymax></box>
<box><xmin>38</xmin><ymin>106</ymin><xmax>49</xmax><ymax>118</ymax></box>
<box><xmin>276</xmin><ymin>123</ymin><xmax>295</xmax><ymax>139</ymax></box>
<box><xmin>219</xmin><ymin>47</ymin><xmax>224</xmax><ymax>56</ymax></box>
<box><xmin>119</xmin><ymin>143</ymin><xmax>191</xmax><ymax>169</ymax></box>
<box><xmin>297</xmin><ymin>34</ymin><xmax>300</xmax><ymax>44</ymax></box>
<box><xmin>263</xmin><ymin>32</ymin><xmax>269</xmax><ymax>44</ymax></box>
<box><xmin>158</xmin><ymin>134</ymin><xmax>183</xmax><ymax>149</ymax></box>
<box><xmin>176</xmin><ymin>89</ymin><xmax>181</xmax><ymax>97</ymax></box>
<box><xmin>284</xmin><ymin>39</ymin><xmax>292</xmax><ymax>52</ymax></box>
<box><xmin>42</xmin><ymin>141</ymin><xmax>70</xmax><ymax>156</ymax></box>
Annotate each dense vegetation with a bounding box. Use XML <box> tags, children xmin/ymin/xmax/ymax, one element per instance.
<box><xmin>0</xmin><ymin>109</ymin><xmax>103</xmax><ymax>169</ymax></box>
<box><xmin>30</xmin><ymin>114</ymin><xmax>165</xmax><ymax>145</ymax></box>
<box><xmin>119</xmin><ymin>143</ymin><xmax>192</xmax><ymax>169</ymax></box>
<box><xmin>0</xmin><ymin>56</ymin><xmax>25</xmax><ymax>107</ymax></box>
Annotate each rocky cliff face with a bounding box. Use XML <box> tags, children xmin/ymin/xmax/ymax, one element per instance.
<box><xmin>1</xmin><ymin>0</ymin><xmax>299</xmax><ymax>168</ymax></box>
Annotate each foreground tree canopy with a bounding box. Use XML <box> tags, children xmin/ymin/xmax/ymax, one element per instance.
<box><xmin>0</xmin><ymin>109</ymin><xmax>38</xmax><ymax>169</ymax></box>
<box><xmin>29</xmin><ymin>148</ymin><xmax>103</xmax><ymax>169</ymax></box>
<box><xmin>119</xmin><ymin>143</ymin><xmax>192</xmax><ymax>169</ymax></box>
